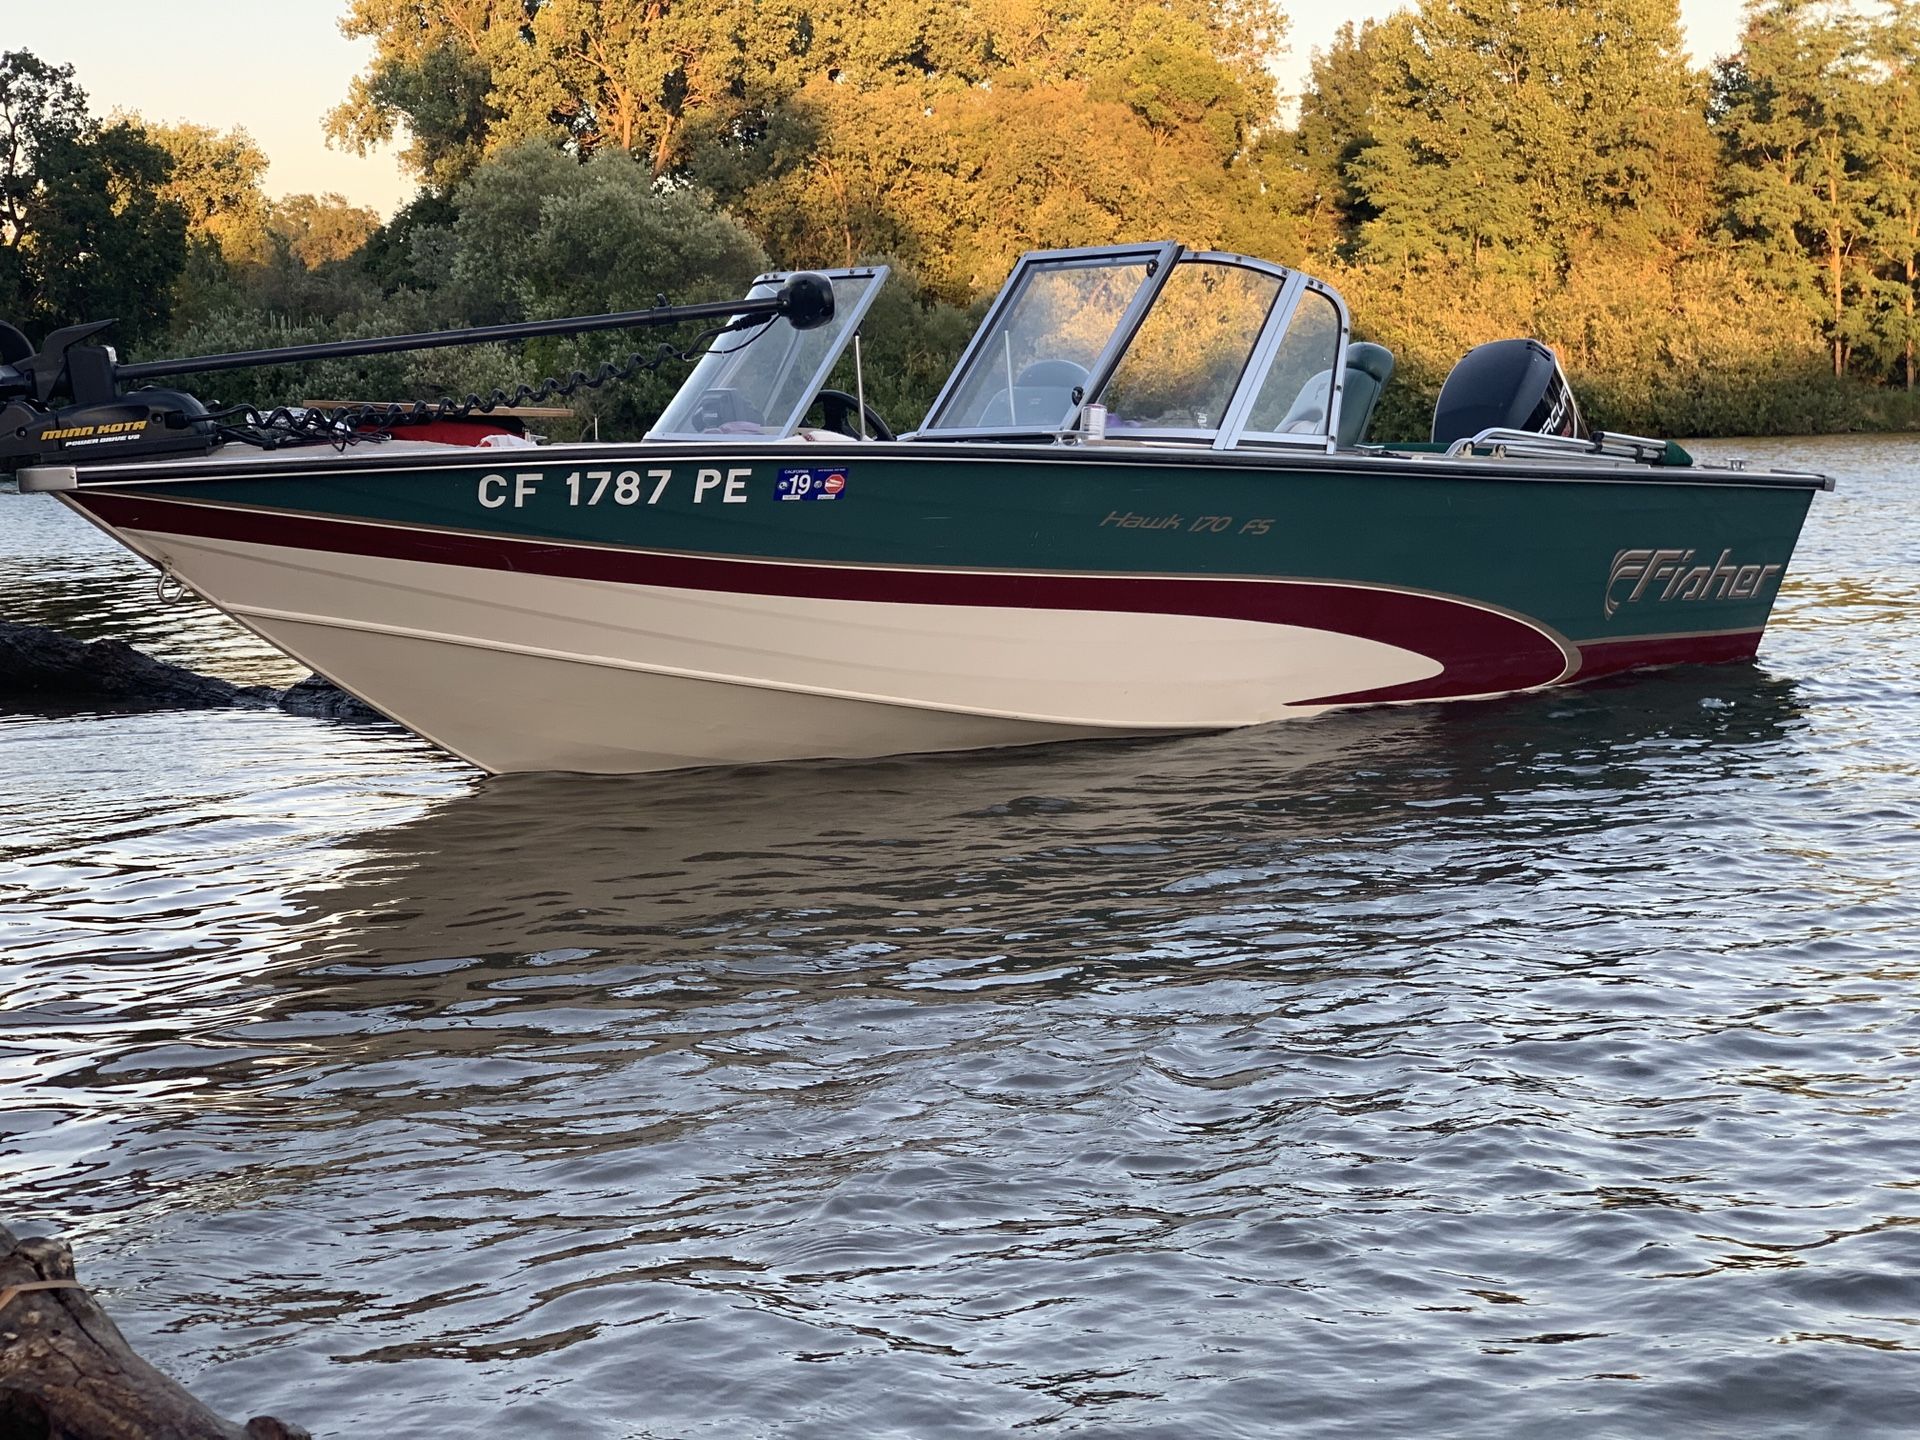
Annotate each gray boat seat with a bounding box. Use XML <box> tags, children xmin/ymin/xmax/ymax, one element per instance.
<box><xmin>1338</xmin><ymin>342</ymin><xmax>1395</xmax><ymax>448</ymax></box>
<box><xmin>973</xmin><ymin>359</ymin><xmax>1090</xmax><ymax>428</ymax></box>
<box><xmin>1276</xmin><ymin>371</ymin><xmax>1333</xmax><ymax>433</ymax></box>
<box><xmin>1263</xmin><ymin>344</ymin><xmax>1398</xmax><ymax>443</ymax></box>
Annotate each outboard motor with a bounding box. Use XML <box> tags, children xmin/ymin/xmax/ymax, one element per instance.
<box><xmin>1430</xmin><ymin>339</ymin><xmax>1585</xmax><ymax>446</ymax></box>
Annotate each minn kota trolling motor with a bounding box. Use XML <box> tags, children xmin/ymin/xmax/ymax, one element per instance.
<box><xmin>0</xmin><ymin>273</ymin><xmax>836</xmax><ymax>472</ymax></box>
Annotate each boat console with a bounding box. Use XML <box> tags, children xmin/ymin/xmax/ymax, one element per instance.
<box><xmin>646</xmin><ymin>268</ymin><xmax>890</xmax><ymax>441</ymax></box>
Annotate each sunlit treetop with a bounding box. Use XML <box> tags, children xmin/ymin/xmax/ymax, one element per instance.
<box><xmin>325</xmin><ymin>0</ymin><xmax>1287</xmax><ymax>190</ymax></box>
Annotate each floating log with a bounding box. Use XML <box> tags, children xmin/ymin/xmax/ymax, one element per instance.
<box><xmin>0</xmin><ymin>1225</ymin><xmax>308</xmax><ymax>1440</ymax></box>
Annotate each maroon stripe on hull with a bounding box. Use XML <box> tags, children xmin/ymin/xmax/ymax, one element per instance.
<box><xmin>1574</xmin><ymin>629</ymin><xmax>1764</xmax><ymax>680</ymax></box>
<box><xmin>78</xmin><ymin>491</ymin><xmax>1578</xmax><ymax>704</ymax></box>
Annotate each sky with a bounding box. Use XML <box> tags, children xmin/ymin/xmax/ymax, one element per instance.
<box><xmin>5</xmin><ymin>0</ymin><xmax>1754</xmax><ymax>219</ymax></box>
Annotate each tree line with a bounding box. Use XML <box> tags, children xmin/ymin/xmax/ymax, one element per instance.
<box><xmin>6</xmin><ymin>0</ymin><xmax>1920</xmax><ymax>439</ymax></box>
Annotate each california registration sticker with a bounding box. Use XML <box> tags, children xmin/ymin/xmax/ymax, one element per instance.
<box><xmin>775</xmin><ymin>467</ymin><xmax>850</xmax><ymax>501</ymax></box>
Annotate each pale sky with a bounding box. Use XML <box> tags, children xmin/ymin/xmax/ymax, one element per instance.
<box><xmin>4</xmin><ymin>0</ymin><xmax>1753</xmax><ymax>219</ymax></box>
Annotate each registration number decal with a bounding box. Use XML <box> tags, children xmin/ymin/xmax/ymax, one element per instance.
<box><xmin>476</xmin><ymin>467</ymin><xmax>752</xmax><ymax>508</ymax></box>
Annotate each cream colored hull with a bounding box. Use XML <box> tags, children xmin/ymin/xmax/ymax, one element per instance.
<box><xmin>101</xmin><ymin>523</ymin><xmax>1445</xmax><ymax>774</ymax></box>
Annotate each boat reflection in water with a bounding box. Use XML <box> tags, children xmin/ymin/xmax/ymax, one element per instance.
<box><xmin>252</xmin><ymin>663</ymin><xmax>1810</xmax><ymax>1025</ymax></box>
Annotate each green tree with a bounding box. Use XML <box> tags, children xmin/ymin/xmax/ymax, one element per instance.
<box><xmin>1356</xmin><ymin>0</ymin><xmax>1710</xmax><ymax>274</ymax></box>
<box><xmin>702</xmin><ymin>1</ymin><xmax>1288</xmax><ymax>299</ymax></box>
<box><xmin>1</xmin><ymin>50</ymin><xmax>87</xmax><ymax>249</ymax></box>
<box><xmin>165</xmin><ymin>141</ymin><xmax>773</xmax><ymax>435</ymax></box>
<box><xmin>327</xmin><ymin>0</ymin><xmax>1285</xmax><ymax>230</ymax></box>
<box><xmin>718</xmin><ymin>72</ymin><xmax>1295</xmax><ymax>306</ymax></box>
<box><xmin>0</xmin><ymin>51</ymin><xmax>186</xmax><ymax>347</ymax></box>
<box><xmin>139</xmin><ymin>120</ymin><xmax>272</xmax><ymax>265</ymax></box>
<box><xmin>268</xmin><ymin>193</ymin><xmax>384</xmax><ymax>267</ymax></box>
<box><xmin>1715</xmin><ymin>0</ymin><xmax>1876</xmax><ymax>376</ymax></box>
<box><xmin>1291</xmin><ymin>19</ymin><xmax>1381</xmax><ymax>259</ymax></box>
<box><xmin>329</xmin><ymin>0</ymin><xmax>814</xmax><ymax>185</ymax></box>
<box><xmin>1867</xmin><ymin>0</ymin><xmax>1920</xmax><ymax>387</ymax></box>
<box><xmin>449</xmin><ymin>143</ymin><xmax>765</xmax><ymax>316</ymax></box>
<box><xmin>440</xmin><ymin>141</ymin><xmax>768</xmax><ymax>430</ymax></box>
<box><xmin>357</xmin><ymin>191</ymin><xmax>460</xmax><ymax>295</ymax></box>
<box><xmin>327</xmin><ymin>1</ymin><xmax>515</xmax><ymax>192</ymax></box>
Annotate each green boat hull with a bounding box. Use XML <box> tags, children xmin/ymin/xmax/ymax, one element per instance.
<box><xmin>28</xmin><ymin>439</ymin><xmax>1823</xmax><ymax>772</ymax></box>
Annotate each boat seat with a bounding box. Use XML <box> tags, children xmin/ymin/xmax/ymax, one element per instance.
<box><xmin>972</xmin><ymin>359</ymin><xmax>1089</xmax><ymax>428</ymax></box>
<box><xmin>1338</xmin><ymin>342</ymin><xmax>1395</xmax><ymax>447</ymax></box>
<box><xmin>1259</xmin><ymin>344</ymin><xmax>1398</xmax><ymax>443</ymax></box>
<box><xmin>1276</xmin><ymin>372</ymin><xmax>1333</xmax><ymax>433</ymax></box>
<box><xmin>1264</xmin><ymin>344</ymin><xmax>1397</xmax><ymax>443</ymax></box>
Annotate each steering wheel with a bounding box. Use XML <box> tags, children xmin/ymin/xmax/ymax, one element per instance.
<box><xmin>808</xmin><ymin>389</ymin><xmax>896</xmax><ymax>441</ymax></box>
<box><xmin>689</xmin><ymin>386</ymin><xmax>764</xmax><ymax>433</ymax></box>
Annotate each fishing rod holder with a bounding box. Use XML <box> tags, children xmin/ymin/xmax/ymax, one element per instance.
<box><xmin>0</xmin><ymin>274</ymin><xmax>834</xmax><ymax>470</ymax></box>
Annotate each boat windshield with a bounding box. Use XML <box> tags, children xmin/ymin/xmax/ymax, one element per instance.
<box><xmin>648</xmin><ymin>268</ymin><xmax>887</xmax><ymax>440</ymax></box>
<box><xmin>915</xmin><ymin>243</ymin><xmax>1352</xmax><ymax>448</ymax></box>
<box><xmin>1239</xmin><ymin>287</ymin><xmax>1345</xmax><ymax>439</ymax></box>
<box><xmin>919</xmin><ymin>243</ymin><xmax>1180</xmax><ymax>434</ymax></box>
<box><xmin>1099</xmin><ymin>260</ymin><xmax>1284</xmax><ymax>435</ymax></box>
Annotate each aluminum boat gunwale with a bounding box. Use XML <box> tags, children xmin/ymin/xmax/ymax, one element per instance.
<box><xmin>21</xmin><ymin>438</ymin><xmax>1834</xmax><ymax>494</ymax></box>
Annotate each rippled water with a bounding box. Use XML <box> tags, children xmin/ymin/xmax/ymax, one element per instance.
<box><xmin>3</xmin><ymin>436</ymin><xmax>1918</xmax><ymax>1437</ymax></box>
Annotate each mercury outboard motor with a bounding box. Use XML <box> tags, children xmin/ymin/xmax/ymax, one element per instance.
<box><xmin>1430</xmin><ymin>339</ymin><xmax>1586</xmax><ymax>446</ymax></box>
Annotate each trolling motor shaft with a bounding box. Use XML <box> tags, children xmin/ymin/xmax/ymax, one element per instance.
<box><xmin>0</xmin><ymin>274</ymin><xmax>834</xmax><ymax>470</ymax></box>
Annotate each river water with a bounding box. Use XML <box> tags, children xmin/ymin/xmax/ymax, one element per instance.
<box><xmin>1</xmin><ymin>435</ymin><xmax>1916</xmax><ymax>1437</ymax></box>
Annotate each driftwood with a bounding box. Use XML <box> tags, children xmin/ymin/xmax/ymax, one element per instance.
<box><xmin>0</xmin><ymin>1225</ymin><xmax>308</xmax><ymax>1440</ymax></box>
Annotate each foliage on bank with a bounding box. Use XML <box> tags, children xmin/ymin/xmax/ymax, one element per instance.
<box><xmin>12</xmin><ymin>0</ymin><xmax>1920</xmax><ymax>439</ymax></box>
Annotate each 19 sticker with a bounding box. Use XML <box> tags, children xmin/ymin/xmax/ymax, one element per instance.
<box><xmin>776</xmin><ymin>467</ymin><xmax>848</xmax><ymax>501</ymax></box>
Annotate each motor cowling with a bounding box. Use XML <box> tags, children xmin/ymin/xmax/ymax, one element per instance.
<box><xmin>0</xmin><ymin>389</ymin><xmax>216</xmax><ymax>471</ymax></box>
<box><xmin>1431</xmin><ymin>339</ymin><xmax>1586</xmax><ymax>446</ymax></box>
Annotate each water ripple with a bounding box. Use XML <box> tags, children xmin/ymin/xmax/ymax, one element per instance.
<box><xmin>3</xmin><ymin>438</ymin><xmax>1920</xmax><ymax>1436</ymax></box>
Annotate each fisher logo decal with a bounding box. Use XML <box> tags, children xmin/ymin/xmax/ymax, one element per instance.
<box><xmin>776</xmin><ymin>467</ymin><xmax>848</xmax><ymax>501</ymax></box>
<box><xmin>1606</xmin><ymin>547</ymin><xmax>1784</xmax><ymax>618</ymax></box>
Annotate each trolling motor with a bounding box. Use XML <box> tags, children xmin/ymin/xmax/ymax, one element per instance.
<box><xmin>0</xmin><ymin>318</ymin><xmax>220</xmax><ymax>467</ymax></box>
<box><xmin>0</xmin><ymin>273</ymin><xmax>836</xmax><ymax>472</ymax></box>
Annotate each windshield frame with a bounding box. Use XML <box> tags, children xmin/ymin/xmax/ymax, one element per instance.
<box><xmin>645</xmin><ymin>266</ymin><xmax>889</xmax><ymax>442</ymax></box>
<box><xmin>1085</xmin><ymin>252</ymin><xmax>1297</xmax><ymax>447</ymax></box>
<box><xmin>1211</xmin><ymin>273</ymin><xmax>1353</xmax><ymax>452</ymax></box>
<box><xmin>914</xmin><ymin>241</ymin><xmax>1183</xmax><ymax>439</ymax></box>
<box><xmin>1080</xmin><ymin>255</ymin><xmax>1356</xmax><ymax>452</ymax></box>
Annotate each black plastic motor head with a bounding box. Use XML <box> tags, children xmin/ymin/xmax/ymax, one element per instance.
<box><xmin>5</xmin><ymin>319</ymin><xmax>121</xmax><ymax>404</ymax></box>
<box><xmin>0</xmin><ymin>387</ymin><xmax>216</xmax><ymax>472</ymax></box>
<box><xmin>1431</xmin><ymin>338</ymin><xmax>1586</xmax><ymax>446</ymax></box>
<box><xmin>776</xmin><ymin>273</ymin><xmax>836</xmax><ymax>331</ymax></box>
<box><xmin>0</xmin><ymin>322</ymin><xmax>30</xmax><ymax>368</ymax></box>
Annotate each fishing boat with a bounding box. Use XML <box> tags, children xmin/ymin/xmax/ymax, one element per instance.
<box><xmin>1</xmin><ymin>242</ymin><xmax>1831</xmax><ymax>775</ymax></box>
